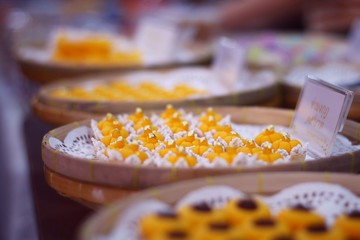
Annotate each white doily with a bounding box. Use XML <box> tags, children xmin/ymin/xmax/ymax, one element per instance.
<box><xmin>175</xmin><ymin>186</ymin><xmax>245</xmax><ymax>209</ymax></box>
<box><xmin>48</xmin><ymin>126</ymin><xmax>95</xmax><ymax>158</ymax></box>
<box><xmin>99</xmin><ymin>200</ymin><xmax>171</xmax><ymax>240</ymax></box>
<box><xmin>98</xmin><ymin>183</ymin><xmax>360</xmax><ymax>240</ymax></box>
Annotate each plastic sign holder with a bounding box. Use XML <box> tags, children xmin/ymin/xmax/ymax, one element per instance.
<box><xmin>135</xmin><ymin>17</ymin><xmax>179</xmax><ymax>64</ymax></box>
<box><xmin>348</xmin><ymin>18</ymin><xmax>360</xmax><ymax>61</ymax></box>
<box><xmin>212</xmin><ymin>37</ymin><xmax>246</xmax><ymax>91</ymax></box>
<box><xmin>292</xmin><ymin>76</ymin><xmax>353</xmax><ymax>158</ymax></box>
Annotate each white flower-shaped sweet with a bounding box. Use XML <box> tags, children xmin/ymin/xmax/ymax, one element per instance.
<box><xmin>218</xmin><ymin>115</ymin><xmax>231</xmax><ymax>126</ymax></box>
<box><xmin>229</xmin><ymin>137</ymin><xmax>244</xmax><ymax>148</ymax></box>
<box><xmin>116</xmin><ymin>114</ymin><xmax>129</xmax><ymax>124</ymax></box>
<box><xmin>214</xmin><ymin>137</ymin><xmax>228</xmax><ymax>148</ymax></box>
<box><xmin>231</xmin><ymin>152</ymin><xmax>250</xmax><ymax>166</ymax></box>
<box><xmin>276</xmin><ymin>149</ymin><xmax>289</xmax><ymax>158</ymax></box>
<box><xmin>154</xmin><ymin>157</ymin><xmax>172</xmax><ymax>167</ymax></box>
<box><xmin>143</xmin><ymin>157</ymin><xmax>157</xmax><ymax>167</ymax></box>
<box><xmin>289</xmin><ymin>143</ymin><xmax>307</xmax><ymax>161</ymax></box>
<box><xmin>194</xmin><ymin>157</ymin><xmax>211</xmax><ymax>168</ymax></box>
<box><xmin>202</xmin><ymin>147</ymin><xmax>214</xmax><ymax>157</ymax></box>
<box><xmin>90</xmin><ymin>120</ymin><xmax>103</xmax><ymax>140</ymax></box>
<box><xmin>124</xmin><ymin>155</ymin><xmax>141</xmax><ymax>165</ymax></box>
<box><xmin>211</xmin><ymin>157</ymin><xmax>229</xmax><ymax>168</ymax></box>
<box><xmin>174</xmin><ymin>158</ymin><xmax>189</xmax><ymax>168</ymax></box>
<box><xmin>107</xmin><ymin>149</ymin><xmax>123</xmax><ymax>161</ymax></box>
<box><xmin>174</xmin><ymin>131</ymin><xmax>187</xmax><ymax>140</ymax></box>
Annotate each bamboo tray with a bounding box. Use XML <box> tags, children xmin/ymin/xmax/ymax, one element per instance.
<box><xmin>15</xmin><ymin>41</ymin><xmax>212</xmax><ymax>84</ymax></box>
<box><xmin>44</xmin><ymin>166</ymin><xmax>135</xmax><ymax>209</ymax></box>
<box><xmin>32</xmin><ymin>69</ymin><xmax>281</xmax><ymax>126</ymax></box>
<box><xmin>281</xmin><ymin>83</ymin><xmax>360</xmax><ymax>121</ymax></box>
<box><xmin>42</xmin><ymin>107</ymin><xmax>360</xmax><ymax>206</ymax></box>
<box><xmin>79</xmin><ymin>172</ymin><xmax>360</xmax><ymax>239</ymax></box>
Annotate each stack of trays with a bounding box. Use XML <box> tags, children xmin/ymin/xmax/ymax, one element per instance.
<box><xmin>33</xmin><ymin>68</ymin><xmax>280</xmax><ymax>126</ymax></box>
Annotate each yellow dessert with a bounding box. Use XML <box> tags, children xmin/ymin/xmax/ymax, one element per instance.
<box><xmin>178</xmin><ymin>202</ymin><xmax>226</xmax><ymax>230</ymax></box>
<box><xmin>140</xmin><ymin>211</ymin><xmax>187</xmax><ymax>239</ymax></box>
<box><xmin>92</xmin><ymin>106</ymin><xmax>305</xmax><ymax>167</ymax></box>
<box><xmin>51</xmin><ymin>81</ymin><xmax>206</xmax><ymax>102</ymax></box>
<box><xmin>334</xmin><ymin>211</ymin><xmax>360</xmax><ymax>239</ymax></box>
<box><xmin>272</xmin><ymin>133</ymin><xmax>302</xmax><ymax>154</ymax></box>
<box><xmin>277</xmin><ymin>204</ymin><xmax>325</xmax><ymax>232</ymax></box>
<box><xmin>138</xmin><ymin>194</ymin><xmax>352</xmax><ymax>240</ymax></box>
<box><xmin>51</xmin><ymin>31</ymin><xmax>142</xmax><ymax>65</ymax></box>
<box><xmin>257</xmin><ymin>143</ymin><xmax>283</xmax><ymax>163</ymax></box>
<box><xmin>237</xmin><ymin>140</ymin><xmax>262</xmax><ymax>155</ymax></box>
<box><xmin>193</xmin><ymin>222</ymin><xmax>243</xmax><ymax>240</ymax></box>
<box><xmin>241</xmin><ymin>218</ymin><xmax>290</xmax><ymax>240</ymax></box>
<box><xmin>296</xmin><ymin>224</ymin><xmax>345</xmax><ymax>240</ymax></box>
<box><xmin>167</xmin><ymin>147</ymin><xmax>197</xmax><ymax>167</ymax></box>
<box><xmin>255</xmin><ymin>125</ymin><xmax>284</xmax><ymax>146</ymax></box>
<box><xmin>224</xmin><ymin>198</ymin><xmax>271</xmax><ymax>225</ymax></box>
<box><xmin>148</xmin><ymin>230</ymin><xmax>193</xmax><ymax>240</ymax></box>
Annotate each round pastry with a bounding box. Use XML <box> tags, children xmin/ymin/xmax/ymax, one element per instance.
<box><xmin>277</xmin><ymin>204</ymin><xmax>325</xmax><ymax>232</ymax></box>
<box><xmin>178</xmin><ymin>202</ymin><xmax>225</xmax><ymax>230</ymax></box>
<box><xmin>241</xmin><ymin>218</ymin><xmax>290</xmax><ymax>240</ymax></box>
<box><xmin>334</xmin><ymin>210</ymin><xmax>360</xmax><ymax>239</ymax></box>
<box><xmin>224</xmin><ymin>198</ymin><xmax>271</xmax><ymax>225</ymax></box>
<box><xmin>265</xmin><ymin>234</ymin><xmax>296</xmax><ymax>240</ymax></box>
<box><xmin>148</xmin><ymin>230</ymin><xmax>193</xmax><ymax>240</ymax></box>
<box><xmin>193</xmin><ymin>221</ymin><xmax>243</xmax><ymax>240</ymax></box>
<box><xmin>296</xmin><ymin>224</ymin><xmax>345</xmax><ymax>240</ymax></box>
<box><xmin>140</xmin><ymin>211</ymin><xmax>187</xmax><ymax>238</ymax></box>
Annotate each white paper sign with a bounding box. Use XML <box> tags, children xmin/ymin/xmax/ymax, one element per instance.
<box><xmin>135</xmin><ymin>17</ymin><xmax>179</xmax><ymax>64</ymax></box>
<box><xmin>212</xmin><ymin>37</ymin><xmax>246</xmax><ymax>90</ymax></box>
<box><xmin>292</xmin><ymin>76</ymin><xmax>353</xmax><ymax>157</ymax></box>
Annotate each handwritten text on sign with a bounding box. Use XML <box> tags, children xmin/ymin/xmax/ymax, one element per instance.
<box><xmin>292</xmin><ymin>76</ymin><xmax>353</xmax><ymax>157</ymax></box>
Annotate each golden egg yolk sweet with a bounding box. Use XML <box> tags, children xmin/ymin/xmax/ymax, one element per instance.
<box><xmin>334</xmin><ymin>211</ymin><xmax>360</xmax><ymax>239</ymax></box>
<box><xmin>277</xmin><ymin>204</ymin><xmax>325</xmax><ymax>232</ymax></box>
<box><xmin>140</xmin><ymin>211</ymin><xmax>187</xmax><ymax>239</ymax></box>
<box><xmin>296</xmin><ymin>224</ymin><xmax>345</xmax><ymax>240</ymax></box>
<box><xmin>255</xmin><ymin>125</ymin><xmax>283</xmax><ymax>146</ymax></box>
<box><xmin>241</xmin><ymin>218</ymin><xmax>290</xmax><ymax>240</ymax></box>
<box><xmin>51</xmin><ymin>81</ymin><xmax>205</xmax><ymax>102</ymax></box>
<box><xmin>179</xmin><ymin>203</ymin><xmax>226</xmax><ymax>230</ymax></box>
<box><xmin>193</xmin><ymin>222</ymin><xmax>239</xmax><ymax>240</ymax></box>
<box><xmin>272</xmin><ymin>133</ymin><xmax>302</xmax><ymax>154</ymax></box>
<box><xmin>148</xmin><ymin>230</ymin><xmax>192</xmax><ymax>240</ymax></box>
<box><xmin>224</xmin><ymin>199</ymin><xmax>271</xmax><ymax>225</ymax></box>
<box><xmin>257</xmin><ymin>145</ymin><xmax>283</xmax><ymax>163</ymax></box>
<box><xmin>51</xmin><ymin>32</ymin><xmax>142</xmax><ymax>65</ymax></box>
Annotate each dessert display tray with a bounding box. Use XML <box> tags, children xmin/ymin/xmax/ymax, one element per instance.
<box><xmin>16</xmin><ymin>40</ymin><xmax>212</xmax><ymax>84</ymax></box>
<box><xmin>41</xmin><ymin>107</ymin><xmax>360</xmax><ymax>207</ymax></box>
<box><xmin>33</xmin><ymin>68</ymin><xmax>280</xmax><ymax>126</ymax></box>
<box><xmin>79</xmin><ymin>172</ymin><xmax>360</xmax><ymax>239</ymax></box>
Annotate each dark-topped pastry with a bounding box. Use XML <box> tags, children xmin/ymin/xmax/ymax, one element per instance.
<box><xmin>334</xmin><ymin>210</ymin><xmax>360</xmax><ymax>239</ymax></box>
<box><xmin>140</xmin><ymin>210</ymin><xmax>187</xmax><ymax>238</ymax></box>
<box><xmin>277</xmin><ymin>204</ymin><xmax>325</xmax><ymax>232</ymax></box>
<box><xmin>178</xmin><ymin>202</ymin><xmax>225</xmax><ymax>230</ymax></box>
<box><xmin>224</xmin><ymin>198</ymin><xmax>271</xmax><ymax>225</ymax></box>
<box><xmin>241</xmin><ymin>217</ymin><xmax>289</xmax><ymax>240</ymax></box>
<box><xmin>296</xmin><ymin>224</ymin><xmax>345</xmax><ymax>240</ymax></box>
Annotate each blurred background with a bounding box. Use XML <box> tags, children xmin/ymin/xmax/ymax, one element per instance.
<box><xmin>1</xmin><ymin>0</ymin><xmax>360</xmax><ymax>240</ymax></box>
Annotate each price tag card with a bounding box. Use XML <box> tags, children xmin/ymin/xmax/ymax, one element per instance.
<box><xmin>292</xmin><ymin>76</ymin><xmax>353</xmax><ymax>157</ymax></box>
<box><xmin>135</xmin><ymin>17</ymin><xmax>179</xmax><ymax>64</ymax></box>
<box><xmin>212</xmin><ymin>37</ymin><xmax>246</xmax><ymax>90</ymax></box>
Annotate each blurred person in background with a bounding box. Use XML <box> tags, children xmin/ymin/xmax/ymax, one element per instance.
<box><xmin>149</xmin><ymin>0</ymin><xmax>360</xmax><ymax>40</ymax></box>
